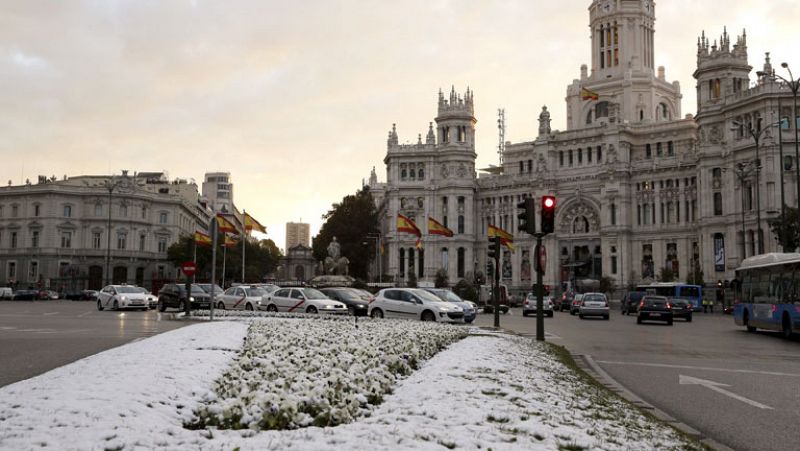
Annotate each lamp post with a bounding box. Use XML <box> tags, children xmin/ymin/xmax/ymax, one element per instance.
<box><xmin>757</xmin><ymin>69</ymin><xmax>788</xmax><ymax>250</ymax></box>
<box><xmin>773</xmin><ymin>63</ymin><xmax>800</xmax><ymax>212</ymax></box>
<box><xmin>363</xmin><ymin>232</ymin><xmax>382</xmax><ymax>283</ymax></box>
<box><xmin>731</xmin><ymin>118</ymin><xmax>779</xmax><ymax>255</ymax></box>
<box><xmin>88</xmin><ymin>174</ymin><xmax>130</xmax><ymax>286</ymax></box>
<box><xmin>731</xmin><ymin>162</ymin><xmax>756</xmax><ymax>261</ymax></box>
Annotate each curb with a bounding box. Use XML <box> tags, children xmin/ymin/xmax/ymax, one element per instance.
<box><xmin>572</xmin><ymin>353</ymin><xmax>735</xmax><ymax>451</ymax></box>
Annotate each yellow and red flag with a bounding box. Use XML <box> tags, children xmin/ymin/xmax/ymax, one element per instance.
<box><xmin>397</xmin><ymin>214</ymin><xmax>421</xmax><ymax>237</ymax></box>
<box><xmin>244</xmin><ymin>213</ymin><xmax>266</xmax><ymax>234</ymax></box>
<box><xmin>427</xmin><ymin>217</ymin><xmax>454</xmax><ymax>237</ymax></box>
<box><xmin>488</xmin><ymin>224</ymin><xmax>515</xmax><ymax>251</ymax></box>
<box><xmin>580</xmin><ymin>87</ymin><xmax>599</xmax><ymax>101</ymax></box>
<box><xmin>415</xmin><ymin>239</ymin><xmax>423</xmax><ymax>250</ymax></box>
<box><xmin>216</xmin><ymin>214</ymin><xmax>238</xmax><ymax>234</ymax></box>
<box><xmin>194</xmin><ymin>231</ymin><xmax>212</xmax><ymax>247</ymax></box>
<box><xmin>223</xmin><ymin>234</ymin><xmax>239</xmax><ymax>248</ymax></box>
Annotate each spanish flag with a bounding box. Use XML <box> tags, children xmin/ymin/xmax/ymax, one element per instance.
<box><xmin>397</xmin><ymin>214</ymin><xmax>422</xmax><ymax>237</ymax></box>
<box><xmin>194</xmin><ymin>231</ymin><xmax>212</xmax><ymax>247</ymax></box>
<box><xmin>415</xmin><ymin>239</ymin><xmax>423</xmax><ymax>250</ymax></box>
<box><xmin>223</xmin><ymin>234</ymin><xmax>239</xmax><ymax>248</ymax></box>
<box><xmin>428</xmin><ymin>217</ymin><xmax>454</xmax><ymax>237</ymax></box>
<box><xmin>581</xmin><ymin>87</ymin><xmax>600</xmax><ymax>101</ymax></box>
<box><xmin>244</xmin><ymin>212</ymin><xmax>267</xmax><ymax>234</ymax></box>
<box><xmin>488</xmin><ymin>224</ymin><xmax>515</xmax><ymax>251</ymax></box>
<box><xmin>216</xmin><ymin>214</ymin><xmax>238</xmax><ymax>234</ymax></box>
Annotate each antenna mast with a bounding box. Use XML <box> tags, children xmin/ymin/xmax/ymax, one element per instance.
<box><xmin>497</xmin><ymin>108</ymin><xmax>506</xmax><ymax>165</ymax></box>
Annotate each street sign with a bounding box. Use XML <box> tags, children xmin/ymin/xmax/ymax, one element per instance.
<box><xmin>535</xmin><ymin>244</ymin><xmax>547</xmax><ymax>275</ymax></box>
<box><xmin>180</xmin><ymin>262</ymin><xmax>197</xmax><ymax>277</ymax></box>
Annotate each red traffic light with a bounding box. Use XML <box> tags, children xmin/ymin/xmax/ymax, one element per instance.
<box><xmin>543</xmin><ymin>196</ymin><xmax>556</xmax><ymax>209</ymax></box>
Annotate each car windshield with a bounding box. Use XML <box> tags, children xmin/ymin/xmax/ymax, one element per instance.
<box><xmin>197</xmin><ymin>284</ymin><xmax>224</xmax><ymax>294</ymax></box>
<box><xmin>583</xmin><ymin>294</ymin><xmax>605</xmax><ymax>302</ymax></box>
<box><xmin>244</xmin><ymin>288</ymin><xmax>266</xmax><ymax>297</ymax></box>
<box><xmin>184</xmin><ymin>285</ymin><xmax>207</xmax><ymax>294</ymax></box>
<box><xmin>347</xmin><ymin>289</ymin><xmax>372</xmax><ymax>300</ymax></box>
<box><xmin>131</xmin><ymin>287</ymin><xmax>150</xmax><ymax>294</ymax></box>
<box><xmin>116</xmin><ymin>286</ymin><xmax>140</xmax><ymax>294</ymax></box>
<box><xmin>413</xmin><ymin>289</ymin><xmax>444</xmax><ymax>303</ymax></box>
<box><xmin>644</xmin><ymin>296</ymin><xmax>668</xmax><ymax>305</ymax></box>
<box><xmin>331</xmin><ymin>289</ymin><xmax>360</xmax><ymax>301</ymax></box>
<box><xmin>302</xmin><ymin>288</ymin><xmax>328</xmax><ymax>300</ymax></box>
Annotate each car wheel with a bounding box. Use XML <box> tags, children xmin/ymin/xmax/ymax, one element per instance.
<box><xmin>371</xmin><ymin>308</ymin><xmax>384</xmax><ymax>319</ymax></box>
<box><xmin>245</xmin><ymin>303</ymin><xmax>254</xmax><ymax>311</ymax></box>
<box><xmin>667</xmin><ymin>319</ymin><xmax>673</xmax><ymax>326</ymax></box>
<box><xmin>97</xmin><ymin>301</ymin><xmax>104</xmax><ymax>311</ymax></box>
<box><xmin>217</xmin><ymin>302</ymin><xmax>225</xmax><ymax>310</ymax></box>
<box><xmin>113</xmin><ymin>300</ymin><xmax>119</xmax><ymax>311</ymax></box>
<box><xmin>266</xmin><ymin>304</ymin><xmax>278</xmax><ymax>313</ymax></box>
<box><xmin>421</xmin><ymin>310</ymin><xmax>436</xmax><ymax>322</ymax></box>
<box><xmin>548</xmin><ymin>312</ymin><xmax>554</xmax><ymax>318</ymax></box>
<box><xmin>306</xmin><ymin>306</ymin><xmax>318</xmax><ymax>314</ymax></box>
<box><xmin>636</xmin><ymin>317</ymin><xmax>642</xmax><ymax>324</ymax></box>
<box><xmin>603</xmin><ymin>315</ymin><xmax>609</xmax><ymax>320</ymax></box>
<box><xmin>570</xmin><ymin>311</ymin><xmax>576</xmax><ymax>316</ymax></box>
<box><xmin>687</xmin><ymin>316</ymin><xmax>692</xmax><ymax>322</ymax></box>
<box><xmin>744</xmin><ymin>311</ymin><xmax>756</xmax><ymax>333</ymax></box>
<box><xmin>522</xmin><ymin>312</ymin><xmax>528</xmax><ymax>317</ymax></box>
<box><xmin>158</xmin><ymin>300</ymin><xmax>166</xmax><ymax>312</ymax></box>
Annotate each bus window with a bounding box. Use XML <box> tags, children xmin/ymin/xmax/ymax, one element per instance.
<box><xmin>679</xmin><ymin>286</ymin><xmax>700</xmax><ymax>298</ymax></box>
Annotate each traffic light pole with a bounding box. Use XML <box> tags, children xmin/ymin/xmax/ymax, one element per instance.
<box><xmin>492</xmin><ymin>236</ymin><xmax>501</xmax><ymax>328</ymax></box>
<box><xmin>535</xmin><ymin>233</ymin><xmax>545</xmax><ymax>342</ymax></box>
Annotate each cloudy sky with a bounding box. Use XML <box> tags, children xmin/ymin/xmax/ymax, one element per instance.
<box><xmin>2</xmin><ymin>0</ymin><xmax>799</xmax><ymax>252</ymax></box>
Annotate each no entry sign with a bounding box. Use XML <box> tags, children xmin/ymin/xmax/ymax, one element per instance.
<box><xmin>180</xmin><ymin>262</ymin><xmax>197</xmax><ymax>277</ymax></box>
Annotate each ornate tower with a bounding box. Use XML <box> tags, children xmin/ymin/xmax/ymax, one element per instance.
<box><xmin>435</xmin><ymin>86</ymin><xmax>476</xmax><ymax>151</ymax></box>
<box><xmin>693</xmin><ymin>28</ymin><xmax>751</xmax><ymax>117</ymax></box>
<box><xmin>589</xmin><ymin>0</ymin><xmax>656</xmax><ymax>76</ymax></box>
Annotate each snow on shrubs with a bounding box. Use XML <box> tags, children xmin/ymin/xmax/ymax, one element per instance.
<box><xmin>185</xmin><ymin>317</ymin><xmax>467</xmax><ymax>431</ymax></box>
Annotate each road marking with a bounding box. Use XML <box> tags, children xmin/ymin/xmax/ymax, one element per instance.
<box><xmin>43</xmin><ymin>312</ymin><xmax>59</xmax><ymax>316</ymax></box>
<box><xmin>679</xmin><ymin>374</ymin><xmax>773</xmax><ymax>410</ymax></box>
<box><xmin>596</xmin><ymin>360</ymin><xmax>800</xmax><ymax>378</ymax></box>
<box><xmin>77</xmin><ymin>311</ymin><xmax>93</xmax><ymax>318</ymax></box>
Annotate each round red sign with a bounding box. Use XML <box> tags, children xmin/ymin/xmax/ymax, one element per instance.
<box><xmin>180</xmin><ymin>262</ymin><xmax>197</xmax><ymax>277</ymax></box>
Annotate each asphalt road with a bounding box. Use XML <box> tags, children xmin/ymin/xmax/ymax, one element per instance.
<box><xmin>475</xmin><ymin>307</ymin><xmax>800</xmax><ymax>451</ymax></box>
<box><xmin>0</xmin><ymin>300</ymin><xmax>190</xmax><ymax>388</ymax></box>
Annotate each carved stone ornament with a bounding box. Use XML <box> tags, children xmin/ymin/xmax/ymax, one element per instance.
<box><xmin>440</xmin><ymin>164</ymin><xmax>449</xmax><ymax>179</ymax></box>
<box><xmin>559</xmin><ymin>202</ymin><xmax>600</xmax><ymax>234</ymax></box>
<box><xmin>536</xmin><ymin>153</ymin><xmax>548</xmax><ymax>172</ymax></box>
<box><xmin>457</xmin><ymin>164</ymin><xmax>467</xmax><ymax>178</ymax></box>
<box><xmin>709</xmin><ymin>125</ymin><xmax>722</xmax><ymax>144</ymax></box>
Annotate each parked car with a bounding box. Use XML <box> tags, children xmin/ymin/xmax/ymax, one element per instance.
<box><xmin>157</xmin><ymin>283</ymin><xmax>211</xmax><ymax>312</ymax></box>
<box><xmin>522</xmin><ymin>293</ymin><xmax>554</xmax><ymax>317</ymax></box>
<box><xmin>422</xmin><ymin>288</ymin><xmax>477</xmax><ymax>323</ymax></box>
<box><xmin>559</xmin><ymin>291</ymin><xmax>574</xmax><ymax>312</ymax></box>
<box><xmin>96</xmin><ymin>285</ymin><xmax>150</xmax><ymax>311</ymax></box>
<box><xmin>349</xmin><ymin>288</ymin><xmax>376</xmax><ymax>303</ymax></box>
<box><xmin>12</xmin><ymin>290</ymin><xmax>38</xmax><ymax>301</ymax></box>
<box><xmin>569</xmin><ymin>293</ymin><xmax>585</xmax><ymax>315</ymax></box>
<box><xmin>215</xmin><ymin>286</ymin><xmax>267</xmax><ymax>311</ymax></box>
<box><xmin>319</xmin><ymin>287</ymin><xmax>370</xmax><ymax>316</ymax></box>
<box><xmin>578</xmin><ymin>292</ymin><xmax>609</xmax><ymax>320</ymax></box>
<box><xmin>636</xmin><ymin>295</ymin><xmax>673</xmax><ymax>325</ymax></box>
<box><xmin>669</xmin><ymin>297</ymin><xmax>693</xmax><ymax>322</ymax></box>
<box><xmin>82</xmin><ymin>290</ymin><xmax>99</xmax><ymax>301</ymax></box>
<box><xmin>263</xmin><ymin>287</ymin><xmax>348</xmax><ymax>314</ymax></box>
<box><xmin>0</xmin><ymin>287</ymin><xmax>14</xmax><ymax>300</ymax></box>
<box><xmin>621</xmin><ymin>291</ymin><xmax>647</xmax><ymax>315</ymax></box>
<box><xmin>36</xmin><ymin>290</ymin><xmax>59</xmax><ymax>300</ymax></box>
<box><xmin>250</xmin><ymin>283</ymin><xmax>280</xmax><ymax>294</ymax></box>
<box><xmin>369</xmin><ymin>288</ymin><xmax>464</xmax><ymax>323</ymax></box>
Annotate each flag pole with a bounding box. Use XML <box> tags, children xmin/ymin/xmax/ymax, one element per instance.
<box><xmin>222</xmin><ymin>241</ymin><xmax>227</xmax><ymax>289</ymax></box>
<box><xmin>192</xmin><ymin>238</ymin><xmax>197</xmax><ymax>283</ymax></box>
<box><xmin>242</xmin><ymin>210</ymin><xmax>246</xmax><ymax>284</ymax></box>
<box><xmin>209</xmin><ymin>217</ymin><xmax>217</xmax><ymax>321</ymax></box>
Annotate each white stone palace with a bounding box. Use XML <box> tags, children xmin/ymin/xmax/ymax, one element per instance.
<box><xmin>368</xmin><ymin>0</ymin><xmax>799</xmax><ymax>294</ymax></box>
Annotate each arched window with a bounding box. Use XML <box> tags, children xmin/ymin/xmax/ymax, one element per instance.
<box><xmin>399</xmin><ymin>248</ymin><xmax>406</xmax><ymax>275</ymax></box>
<box><xmin>519</xmin><ymin>161</ymin><xmax>524</xmax><ymax>173</ymax></box>
<box><xmin>578</xmin><ymin>148</ymin><xmax>583</xmax><ymax>164</ymax></box>
<box><xmin>640</xmin><ymin>110</ymin><xmax>644</xmax><ymax>121</ymax></box>
<box><xmin>458</xmin><ymin>215</ymin><xmax>465</xmax><ymax>234</ymax></box>
<box><xmin>660</xmin><ymin>103</ymin><xmax>669</xmax><ymax>120</ymax></box>
<box><xmin>568</xmin><ymin>150</ymin><xmax>574</xmax><ymax>166</ymax></box>
<box><xmin>401</xmin><ymin>168</ymin><xmax>407</xmax><ymax>180</ymax></box>
<box><xmin>418</xmin><ymin>165</ymin><xmax>425</xmax><ymax>180</ymax></box>
<box><xmin>457</xmin><ymin>247</ymin><xmax>465</xmax><ymax>278</ymax></box>
<box><xmin>610</xmin><ymin>203</ymin><xmax>617</xmax><ymax>225</ymax></box>
<box><xmin>586</xmin><ymin>110</ymin><xmax>593</xmax><ymax>125</ymax></box>
<box><xmin>441</xmin><ymin>248</ymin><xmax>449</xmax><ymax>272</ymax></box>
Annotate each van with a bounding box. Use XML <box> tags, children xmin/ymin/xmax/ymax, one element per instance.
<box><xmin>0</xmin><ymin>287</ymin><xmax>13</xmax><ymax>300</ymax></box>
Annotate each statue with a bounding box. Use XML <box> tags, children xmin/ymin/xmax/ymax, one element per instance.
<box><xmin>538</xmin><ymin>106</ymin><xmax>552</xmax><ymax>136</ymax></box>
<box><xmin>324</xmin><ymin>237</ymin><xmax>349</xmax><ymax>275</ymax></box>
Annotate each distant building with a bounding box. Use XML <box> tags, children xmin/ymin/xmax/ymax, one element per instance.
<box><xmin>202</xmin><ymin>172</ymin><xmax>234</xmax><ymax>213</ymax></box>
<box><xmin>281</xmin><ymin>244</ymin><xmax>316</xmax><ymax>282</ymax></box>
<box><xmin>286</xmin><ymin>222</ymin><xmax>310</xmax><ymax>251</ymax></box>
<box><xmin>0</xmin><ymin>171</ymin><xmax>212</xmax><ymax>292</ymax></box>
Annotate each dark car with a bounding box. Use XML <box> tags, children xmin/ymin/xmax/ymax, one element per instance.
<box><xmin>82</xmin><ymin>290</ymin><xmax>99</xmax><ymax>301</ymax></box>
<box><xmin>12</xmin><ymin>290</ymin><xmax>39</xmax><ymax>300</ymax></box>
<box><xmin>669</xmin><ymin>297</ymin><xmax>693</xmax><ymax>322</ymax></box>
<box><xmin>319</xmin><ymin>287</ymin><xmax>370</xmax><ymax>316</ymax></box>
<box><xmin>637</xmin><ymin>295</ymin><xmax>673</xmax><ymax>325</ymax></box>
<box><xmin>157</xmin><ymin>283</ymin><xmax>211</xmax><ymax>312</ymax></box>
<box><xmin>621</xmin><ymin>291</ymin><xmax>646</xmax><ymax>315</ymax></box>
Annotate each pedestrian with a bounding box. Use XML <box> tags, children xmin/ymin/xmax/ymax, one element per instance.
<box><xmin>702</xmin><ymin>297</ymin><xmax>712</xmax><ymax>313</ymax></box>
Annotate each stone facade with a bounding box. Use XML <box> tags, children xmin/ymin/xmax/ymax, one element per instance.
<box><xmin>369</xmin><ymin>0</ymin><xmax>799</xmax><ymax>293</ymax></box>
<box><xmin>0</xmin><ymin>172</ymin><xmax>212</xmax><ymax>292</ymax></box>
<box><xmin>280</xmin><ymin>244</ymin><xmax>316</xmax><ymax>282</ymax></box>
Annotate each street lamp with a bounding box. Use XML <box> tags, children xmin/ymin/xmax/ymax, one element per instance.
<box><xmin>89</xmin><ymin>173</ymin><xmax>132</xmax><ymax>286</ymax></box>
<box><xmin>731</xmin><ymin>118</ymin><xmax>779</xmax><ymax>254</ymax></box>
<box><xmin>730</xmin><ymin>162</ymin><xmax>756</xmax><ymax>260</ymax></box>
<box><xmin>772</xmin><ymin>63</ymin><xmax>800</xmax><ymax>213</ymax></box>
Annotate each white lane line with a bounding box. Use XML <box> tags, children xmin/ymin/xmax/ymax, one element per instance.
<box><xmin>43</xmin><ymin>312</ymin><xmax>59</xmax><ymax>316</ymax></box>
<box><xmin>679</xmin><ymin>374</ymin><xmax>773</xmax><ymax>410</ymax></box>
<box><xmin>77</xmin><ymin>311</ymin><xmax>93</xmax><ymax>318</ymax></box>
<box><xmin>597</xmin><ymin>360</ymin><xmax>800</xmax><ymax>377</ymax></box>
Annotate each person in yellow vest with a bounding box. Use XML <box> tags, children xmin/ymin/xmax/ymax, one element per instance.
<box><xmin>702</xmin><ymin>297</ymin><xmax>713</xmax><ymax>313</ymax></box>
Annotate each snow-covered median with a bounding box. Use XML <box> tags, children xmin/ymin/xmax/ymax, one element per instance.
<box><xmin>0</xmin><ymin>318</ymin><xmax>703</xmax><ymax>450</ymax></box>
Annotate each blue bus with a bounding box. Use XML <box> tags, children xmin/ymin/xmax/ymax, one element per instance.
<box><xmin>734</xmin><ymin>253</ymin><xmax>800</xmax><ymax>338</ymax></box>
<box><xmin>635</xmin><ymin>283</ymin><xmax>703</xmax><ymax>311</ymax></box>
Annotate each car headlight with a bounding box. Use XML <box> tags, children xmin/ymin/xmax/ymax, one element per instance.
<box><xmin>325</xmin><ymin>305</ymin><xmax>334</xmax><ymax>309</ymax></box>
<box><xmin>189</xmin><ymin>296</ymin><xmax>195</xmax><ymax>302</ymax></box>
<box><xmin>120</xmin><ymin>296</ymin><xmax>128</xmax><ymax>301</ymax></box>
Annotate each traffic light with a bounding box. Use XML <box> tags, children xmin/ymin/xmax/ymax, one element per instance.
<box><xmin>541</xmin><ymin>195</ymin><xmax>556</xmax><ymax>235</ymax></box>
<box><xmin>487</xmin><ymin>237</ymin><xmax>500</xmax><ymax>261</ymax></box>
<box><xmin>517</xmin><ymin>198</ymin><xmax>536</xmax><ymax>235</ymax></box>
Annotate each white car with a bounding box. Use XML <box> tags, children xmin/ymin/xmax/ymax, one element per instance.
<box><xmin>263</xmin><ymin>287</ymin><xmax>348</xmax><ymax>314</ymax></box>
<box><xmin>368</xmin><ymin>288</ymin><xmax>464</xmax><ymax>323</ymax></box>
<box><xmin>215</xmin><ymin>286</ymin><xmax>267</xmax><ymax>311</ymax></box>
<box><xmin>522</xmin><ymin>294</ymin><xmax>554</xmax><ymax>317</ymax></box>
<box><xmin>96</xmin><ymin>285</ymin><xmax>150</xmax><ymax>311</ymax></box>
<box><xmin>131</xmin><ymin>286</ymin><xmax>158</xmax><ymax>309</ymax></box>
<box><xmin>578</xmin><ymin>292</ymin><xmax>610</xmax><ymax>320</ymax></box>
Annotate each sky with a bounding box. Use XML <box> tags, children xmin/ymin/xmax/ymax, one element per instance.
<box><xmin>2</xmin><ymin>0</ymin><xmax>799</xmax><ymax>253</ymax></box>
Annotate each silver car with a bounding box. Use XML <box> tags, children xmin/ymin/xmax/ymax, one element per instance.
<box><xmin>522</xmin><ymin>294</ymin><xmax>554</xmax><ymax>317</ymax></box>
<box><xmin>578</xmin><ymin>292</ymin><xmax>610</xmax><ymax>320</ymax></box>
